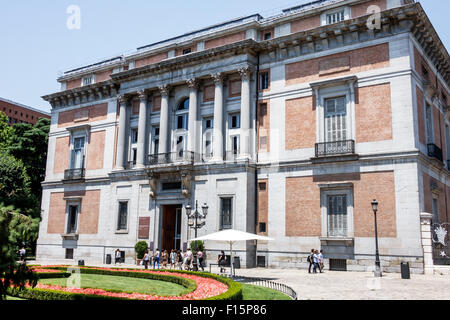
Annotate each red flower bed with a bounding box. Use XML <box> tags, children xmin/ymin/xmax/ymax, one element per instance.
<box><xmin>32</xmin><ymin>267</ymin><xmax>228</xmax><ymax>300</ymax></box>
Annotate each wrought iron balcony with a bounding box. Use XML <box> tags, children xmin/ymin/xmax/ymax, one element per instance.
<box><xmin>315</xmin><ymin>140</ymin><xmax>355</xmax><ymax>158</ymax></box>
<box><xmin>427</xmin><ymin>143</ymin><xmax>443</xmax><ymax>162</ymax></box>
<box><xmin>148</xmin><ymin>151</ymin><xmax>196</xmax><ymax>166</ymax></box>
<box><xmin>64</xmin><ymin>168</ymin><xmax>85</xmax><ymax>180</ymax></box>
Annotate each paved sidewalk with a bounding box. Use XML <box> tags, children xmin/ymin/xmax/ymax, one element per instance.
<box><xmin>30</xmin><ymin>260</ymin><xmax>450</xmax><ymax>300</ymax></box>
<box><xmin>228</xmin><ymin>267</ymin><xmax>450</xmax><ymax>300</ymax></box>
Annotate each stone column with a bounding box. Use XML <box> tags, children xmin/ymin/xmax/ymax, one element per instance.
<box><xmin>186</xmin><ymin>79</ymin><xmax>198</xmax><ymax>155</ymax></box>
<box><xmin>238</xmin><ymin>66</ymin><xmax>252</xmax><ymax>159</ymax></box>
<box><xmin>116</xmin><ymin>95</ymin><xmax>128</xmax><ymax>169</ymax></box>
<box><xmin>159</xmin><ymin>85</ymin><xmax>170</xmax><ymax>155</ymax></box>
<box><xmin>212</xmin><ymin>73</ymin><xmax>224</xmax><ymax>162</ymax></box>
<box><xmin>420</xmin><ymin>212</ymin><xmax>434</xmax><ymax>275</ymax></box>
<box><xmin>136</xmin><ymin>90</ymin><xmax>148</xmax><ymax>168</ymax></box>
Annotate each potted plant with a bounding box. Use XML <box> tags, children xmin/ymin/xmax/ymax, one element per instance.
<box><xmin>134</xmin><ymin>241</ymin><xmax>148</xmax><ymax>266</ymax></box>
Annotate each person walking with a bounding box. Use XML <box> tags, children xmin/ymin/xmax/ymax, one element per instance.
<box><xmin>185</xmin><ymin>248</ymin><xmax>193</xmax><ymax>271</ymax></box>
<box><xmin>197</xmin><ymin>250</ymin><xmax>204</xmax><ymax>271</ymax></box>
<box><xmin>162</xmin><ymin>250</ymin><xmax>169</xmax><ymax>269</ymax></box>
<box><xmin>319</xmin><ymin>250</ymin><xmax>324</xmax><ymax>273</ymax></box>
<box><xmin>143</xmin><ymin>250</ymin><xmax>150</xmax><ymax>269</ymax></box>
<box><xmin>313</xmin><ymin>250</ymin><xmax>321</xmax><ymax>274</ymax></box>
<box><xmin>115</xmin><ymin>249</ymin><xmax>121</xmax><ymax>265</ymax></box>
<box><xmin>170</xmin><ymin>250</ymin><xmax>176</xmax><ymax>269</ymax></box>
<box><xmin>177</xmin><ymin>250</ymin><xmax>184</xmax><ymax>270</ymax></box>
<box><xmin>153</xmin><ymin>248</ymin><xmax>160</xmax><ymax>269</ymax></box>
<box><xmin>218</xmin><ymin>250</ymin><xmax>226</xmax><ymax>273</ymax></box>
<box><xmin>19</xmin><ymin>247</ymin><xmax>26</xmax><ymax>262</ymax></box>
<box><xmin>307</xmin><ymin>249</ymin><xmax>314</xmax><ymax>274</ymax></box>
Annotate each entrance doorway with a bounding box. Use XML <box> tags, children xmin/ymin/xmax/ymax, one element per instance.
<box><xmin>161</xmin><ymin>205</ymin><xmax>182</xmax><ymax>252</ymax></box>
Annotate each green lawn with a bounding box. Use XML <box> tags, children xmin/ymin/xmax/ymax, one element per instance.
<box><xmin>241</xmin><ymin>284</ymin><xmax>292</xmax><ymax>300</ymax></box>
<box><xmin>39</xmin><ymin>274</ymin><xmax>188</xmax><ymax>296</ymax></box>
<box><xmin>5</xmin><ymin>295</ymin><xmax>26</xmax><ymax>300</ymax></box>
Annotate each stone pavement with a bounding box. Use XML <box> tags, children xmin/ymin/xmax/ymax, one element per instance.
<box><xmin>30</xmin><ymin>260</ymin><xmax>450</xmax><ymax>300</ymax></box>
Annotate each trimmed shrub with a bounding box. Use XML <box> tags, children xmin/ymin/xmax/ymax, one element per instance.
<box><xmin>134</xmin><ymin>241</ymin><xmax>148</xmax><ymax>260</ymax></box>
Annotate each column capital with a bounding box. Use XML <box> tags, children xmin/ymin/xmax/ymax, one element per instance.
<box><xmin>118</xmin><ymin>95</ymin><xmax>128</xmax><ymax>105</ymax></box>
<box><xmin>420</xmin><ymin>212</ymin><xmax>433</xmax><ymax>225</ymax></box>
<box><xmin>238</xmin><ymin>66</ymin><xmax>253</xmax><ymax>80</ymax></box>
<box><xmin>186</xmin><ymin>78</ymin><xmax>199</xmax><ymax>89</ymax></box>
<box><xmin>158</xmin><ymin>84</ymin><xmax>170</xmax><ymax>96</ymax></box>
<box><xmin>211</xmin><ymin>73</ymin><xmax>224</xmax><ymax>85</ymax></box>
<box><xmin>137</xmin><ymin>89</ymin><xmax>148</xmax><ymax>101</ymax></box>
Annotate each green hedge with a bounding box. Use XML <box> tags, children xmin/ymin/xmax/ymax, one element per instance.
<box><xmin>16</xmin><ymin>266</ymin><xmax>242</xmax><ymax>300</ymax></box>
<box><xmin>6</xmin><ymin>287</ymin><xmax>127</xmax><ymax>301</ymax></box>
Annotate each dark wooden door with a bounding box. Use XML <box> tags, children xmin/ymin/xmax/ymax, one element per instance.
<box><xmin>162</xmin><ymin>205</ymin><xmax>177</xmax><ymax>251</ymax></box>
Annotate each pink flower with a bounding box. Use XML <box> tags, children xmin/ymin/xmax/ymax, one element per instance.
<box><xmin>30</xmin><ymin>268</ymin><xmax>228</xmax><ymax>300</ymax></box>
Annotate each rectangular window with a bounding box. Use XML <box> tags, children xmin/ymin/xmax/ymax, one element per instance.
<box><xmin>152</xmin><ymin>127</ymin><xmax>160</xmax><ymax>155</ymax></box>
<box><xmin>230</xmin><ymin>114</ymin><xmax>240</xmax><ymax>129</ymax></box>
<box><xmin>259</xmin><ymin>222</ymin><xmax>267</xmax><ymax>233</ymax></box>
<box><xmin>259</xmin><ymin>72</ymin><xmax>269</xmax><ymax>90</ymax></box>
<box><xmin>65</xmin><ymin>249</ymin><xmax>74</xmax><ymax>259</ymax></box>
<box><xmin>324</xmin><ymin>96</ymin><xmax>347</xmax><ymax>143</ymax></box>
<box><xmin>67</xmin><ymin>205</ymin><xmax>79</xmax><ymax>234</ymax></box>
<box><xmin>177</xmin><ymin>114</ymin><xmax>188</xmax><ymax>130</ymax></box>
<box><xmin>263</xmin><ymin>32</ymin><xmax>272</xmax><ymax>40</ymax></box>
<box><xmin>220</xmin><ymin>198</ymin><xmax>233</xmax><ymax>230</ymax></box>
<box><xmin>131</xmin><ymin>129</ymin><xmax>138</xmax><ymax>144</ymax></box>
<box><xmin>327</xmin><ymin>10</ymin><xmax>345</xmax><ymax>25</ymax></box>
<box><xmin>82</xmin><ymin>75</ymin><xmax>94</xmax><ymax>86</ymax></box>
<box><xmin>231</xmin><ymin>135</ymin><xmax>240</xmax><ymax>155</ymax></box>
<box><xmin>425</xmin><ymin>104</ymin><xmax>434</xmax><ymax>144</ymax></box>
<box><xmin>162</xmin><ymin>182</ymin><xmax>182</xmax><ymax>191</ymax></box>
<box><xmin>203</xmin><ymin>118</ymin><xmax>214</xmax><ymax>158</ymax></box>
<box><xmin>117</xmin><ymin>202</ymin><xmax>128</xmax><ymax>230</ymax></box>
<box><xmin>258</xmin><ymin>182</ymin><xmax>267</xmax><ymax>191</ymax></box>
<box><xmin>327</xmin><ymin>195</ymin><xmax>348</xmax><ymax>237</ymax></box>
<box><xmin>432</xmin><ymin>197</ymin><xmax>440</xmax><ymax>224</ymax></box>
<box><xmin>71</xmin><ymin>136</ymin><xmax>85</xmax><ymax>169</ymax></box>
<box><xmin>182</xmin><ymin>48</ymin><xmax>192</xmax><ymax>55</ymax></box>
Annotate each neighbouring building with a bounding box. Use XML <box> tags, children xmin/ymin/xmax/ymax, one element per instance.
<box><xmin>0</xmin><ymin>97</ymin><xmax>50</xmax><ymax>125</ymax></box>
<box><xmin>37</xmin><ymin>0</ymin><xmax>449</xmax><ymax>273</ymax></box>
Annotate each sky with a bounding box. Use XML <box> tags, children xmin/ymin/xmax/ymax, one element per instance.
<box><xmin>0</xmin><ymin>0</ymin><xmax>448</xmax><ymax>113</ymax></box>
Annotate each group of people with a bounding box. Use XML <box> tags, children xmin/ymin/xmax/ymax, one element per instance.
<box><xmin>141</xmin><ymin>248</ymin><xmax>206</xmax><ymax>271</ymax></box>
<box><xmin>307</xmin><ymin>249</ymin><xmax>324</xmax><ymax>274</ymax></box>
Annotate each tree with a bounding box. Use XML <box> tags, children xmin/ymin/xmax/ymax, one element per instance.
<box><xmin>0</xmin><ymin>151</ymin><xmax>35</xmax><ymax>217</ymax></box>
<box><xmin>0</xmin><ymin>205</ymin><xmax>40</xmax><ymax>300</ymax></box>
<box><xmin>0</xmin><ymin>112</ymin><xmax>12</xmax><ymax>150</ymax></box>
<box><xmin>190</xmin><ymin>240</ymin><xmax>205</xmax><ymax>253</ymax></box>
<box><xmin>8</xmin><ymin>117</ymin><xmax>50</xmax><ymax>204</ymax></box>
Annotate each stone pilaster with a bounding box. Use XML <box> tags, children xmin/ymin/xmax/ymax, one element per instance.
<box><xmin>420</xmin><ymin>212</ymin><xmax>434</xmax><ymax>275</ymax></box>
<box><xmin>158</xmin><ymin>85</ymin><xmax>170</xmax><ymax>155</ymax></box>
<box><xmin>116</xmin><ymin>95</ymin><xmax>128</xmax><ymax>169</ymax></box>
<box><xmin>211</xmin><ymin>73</ymin><xmax>224</xmax><ymax>162</ymax></box>
<box><xmin>136</xmin><ymin>90</ymin><xmax>148</xmax><ymax>168</ymax></box>
<box><xmin>238</xmin><ymin>66</ymin><xmax>252</xmax><ymax>159</ymax></box>
<box><xmin>186</xmin><ymin>79</ymin><xmax>199</xmax><ymax>155</ymax></box>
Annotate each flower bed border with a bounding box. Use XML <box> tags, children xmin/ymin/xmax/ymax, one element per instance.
<box><xmin>8</xmin><ymin>266</ymin><xmax>242</xmax><ymax>301</ymax></box>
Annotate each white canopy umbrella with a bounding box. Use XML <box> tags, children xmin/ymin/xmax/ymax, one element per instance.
<box><xmin>191</xmin><ymin>229</ymin><xmax>273</xmax><ymax>277</ymax></box>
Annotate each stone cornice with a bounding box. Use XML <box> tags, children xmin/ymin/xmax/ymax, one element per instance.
<box><xmin>42</xmin><ymin>3</ymin><xmax>449</xmax><ymax>109</ymax></box>
<box><xmin>42</xmin><ymin>80</ymin><xmax>119</xmax><ymax>109</ymax></box>
<box><xmin>410</xmin><ymin>3</ymin><xmax>450</xmax><ymax>85</ymax></box>
<box><xmin>111</xmin><ymin>39</ymin><xmax>258</xmax><ymax>82</ymax></box>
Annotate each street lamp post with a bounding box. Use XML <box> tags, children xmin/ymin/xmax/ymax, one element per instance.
<box><xmin>185</xmin><ymin>200</ymin><xmax>208</xmax><ymax>271</ymax></box>
<box><xmin>371</xmin><ymin>199</ymin><xmax>382</xmax><ymax>278</ymax></box>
